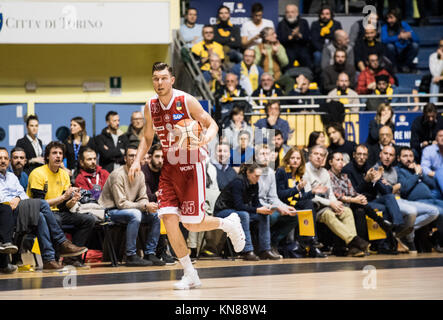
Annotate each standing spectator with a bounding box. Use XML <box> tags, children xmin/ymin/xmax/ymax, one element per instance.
<box><xmin>27</xmin><ymin>141</ymin><xmax>96</xmax><ymax>268</ymax></box>
<box><xmin>303</xmin><ymin>145</ymin><xmax>370</xmax><ymax>257</ymax></box>
<box><xmin>356</xmin><ymin>53</ymin><xmax>395</xmax><ymax>95</ymax></box>
<box><xmin>74</xmin><ymin>147</ymin><xmax>109</xmax><ymax>197</ymax></box>
<box><xmin>381</xmin><ymin>7</ymin><xmax>419</xmax><ymax>73</ymax></box>
<box><xmin>15</xmin><ymin>114</ymin><xmax>44</xmax><ymax>175</ymax></box>
<box><xmin>214</xmin><ymin>163</ymin><xmax>274</xmax><ymax>261</ymax></box>
<box><xmin>179</xmin><ymin>8</ymin><xmax>203</xmax><ymax>49</ymax></box>
<box><xmin>277</xmin><ymin>4</ymin><xmax>312</xmax><ymax>70</ymax></box>
<box><xmin>310</xmin><ymin>5</ymin><xmax>343</xmax><ymax>73</ymax></box>
<box><xmin>321</xmin><ymin>29</ymin><xmax>354</xmax><ymax>71</ymax></box>
<box><xmin>410</xmin><ymin>103</ymin><xmax>443</xmax><ymax>161</ymax></box>
<box><xmin>202</xmin><ymin>54</ymin><xmax>226</xmax><ymax>94</ymax></box>
<box><xmin>241</xmin><ymin>2</ymin><xmax>275</xmax><ymax>50</ymax></box>
<box><xmin>64</xmin><ymin>116</ymin><xmax>94</xmax><ymax>175</ymax></box>
<box><xmin>124</xmin><ymin>111</ymin><xmax>145</xmax><ymax>148</ymax></box>
<box><xmin>253</xmin><ymin>101</ymin><xmax>292</xmax><ymax>144</ymax></box>
<box><xmin>222</xmin><ymin>106</ymin><xmax>253</xmax><ymax>150</ymax></box>
<box><xmin>429</xmin><ymin>39</ymin><xmax>443</xmax><ymax>104</ymax></box>
<box><xmin>421</xmin><ymin>129</ymin><xmax>443</xmax><ymax>200</ymax></box>
<box><xmin>251</xmin><ymin>73</ymin><xmax>284</xmax><ymax>107</ymax></box>
<box><xmin>98</xmin><ymin>146</ymin><xmax>163</xmax><ymax>267</ymax></box>
<box><xmin>94</xmin><ymin>111</ymin><xmax>129</xmax><ymax>173</ymax></box>
<box><xmin>366</xmin><ymin>103</ymin><xmax>395</xmax><ymax>146</ymax></box>
<box><xmin>326</xmin><ymin>72</ymin><xmax>360</xmax><ymax>112</ymax></box>
<box><xmin>322</xmin><ymin>49</ymin><xmax>357</xmax><ymax>94</ymax></box>
<box><xmin>213</xmin><ymin>5</ymin><xmax>243</xmax><ymax>65</ymax></box>
<box><xmin>354</xmin><ymin>24</ymin><xmax>386</xmax><ymax>72</ymax></box>
<box><xmin>210</xmin><ymin>142</ymin><xmax>238</xmax><ymax>191</ymax></box>
<box><xmin>254</xmin><ymin>27</ymin><xmax>289</xmax><ymax>82</ymax></box>
<box><xmin>191</xmin><ymin>25</ymin><xmax>225</xmax><ymax>72</ymax></box>
<box><xmin>326</xmin><ymin>123</ymin><xmax>356</xmax><ymax>165</ymax></box>
<box><xmin>230</xmin><ymin>48</ymin><xmax>264</xmax><ymax>95</ymax></box>
<box><xmin>8</xmin><ymin>147</ymin><xmax>28</xmax><ymax>191</ymax></box>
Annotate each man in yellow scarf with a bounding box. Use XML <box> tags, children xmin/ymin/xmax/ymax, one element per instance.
<box><xmin>230</xmin><ymin>48</ymin><xmax>264</xmax><ymax>96</ymax></box>
<box><xmin>213</xmin><ymin>5</ymin><xmax>243</xmax><ymax>64</ymax></box>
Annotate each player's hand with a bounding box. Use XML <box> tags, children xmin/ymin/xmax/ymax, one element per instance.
<box><xmin>128</xmin><ymin>161</ymin><xmax>141</xmax><ymax>183</ymax></box>
<box><xmin>197</xmin><ymin>135</ymin><xmax>209</xmax><ymax>148</ymax></box>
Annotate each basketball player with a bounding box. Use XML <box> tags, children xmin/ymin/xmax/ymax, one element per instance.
<box><xmin>128</xmin><ymin>62</ymin><xmax>245</xmax><ymax>290</ymax></box>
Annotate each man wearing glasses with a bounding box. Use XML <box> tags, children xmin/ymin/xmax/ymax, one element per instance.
<box><xmin>191</xmin><ymin>25</ymin><xmax>225</xmax><ymax>71</ymax></box>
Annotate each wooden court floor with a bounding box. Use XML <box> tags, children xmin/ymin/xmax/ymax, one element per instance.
<box><xmin>1</xmin><ymin>253</ymin><xmax>443</xmax><ymax>300</ymax></box>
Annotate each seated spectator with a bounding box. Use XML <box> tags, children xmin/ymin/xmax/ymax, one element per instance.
<box><xmin>15</xmin><ymin>114</ymin><xmax>44</xmax><ymax>175</ymax></box>
<box><xmin>288</xmin><ymin>74</ymin><xmax>320</xmax><ymax>109</ymax></box>
<box><xmin>98</xmin><ymin>146</ymin><xmax>163</xmax><ymax>267</ymax></box>
<box><xmin>375</xmin><ymin>145</ymin><xmax>439</xmax><ymax>253</ymax></box>
<box><xmin>251</xmin><ymin>73</ymin><xmax>284</xmax><ymax>107</ymax></box>
<box><xmin>274</xmin><ymin>146</ymin><xmax>326</xmax><ymax>257</ymax></box>
<box><xmin>366</xmin><ymin>103</ymin><xmax>395</xmax><ymax>146</ymax></box>
<box><xmin>202</xmin><ymin>54</ymin><xmax>226</xmax><ymax>94</ymax></box>
<box><xmin>210</xmin><ymin>141</ymin><xmax>238</xmax><ymax>191</ymax></box>
<box><xmin>94</xmin><ymin>111</ymin><xmax>129</xmax><ymax>173</ymax></box>
<box><xmin>222</xmin><ymin>106</ymin><xmax>253</xmax><ymax>150</ymax></box>
<box><xmin>365</xmin><ymin>74</ymin><xmax>399</xmax><ymax>111</ymax></box>
<box><xmin>310</xmin><ymin>5</ymin><xmax>343</xmax><ymax>73</ymax></box>
<box><xmin>354</xmin><ymin>24</ymin><xmax>386</xmax><ymax>72</ymax></box>
<box><xmin>0</xmin><ymin>203</ymin><xmax>18</xmax><ymax>274</ymax></box>
<box><xmin>74</xmin><ymin>147</ymin><xmax>109</xmax><ymax>199</ymax></box>
<box><xmin>328</xmin><ymin>151</ymin><xmax>393</xmax><ymax>241</ymax></box>
<box><xmin>253</xmin><ymin>101</ymin><xmax>292</xmax><ymax>144</ymax></box>
<box><xmin>381</xmin><ymin>7</ymin><xmax>419</xmax><ymax>73</ymax></box>
<box><xmin>349</xmin><ymin>12</ymin><xmax>381</xmax><ymax>47</ymax></box>
<box><xmin>123</xmin><ymin>111</ymin><xmax>145</xmax><ymax>148</ymax></box>
<box><xmin>303</xmin><ymin>145</ymin><xmax>370</xmax><ymax>257</ymax></box>
<box><xmin>321</xmin><ymin>29</ymin><xmax>354</xmax><ymax>71</ymax></box>
<box><xmin>191</xmin><ymin>25</ymin><xmax>225</xmax><ymax>71</ymax></box>
<box><xmin>8</xmin><ymin>147</ymin><xmax>28</xmax><ymax>191</ymax></box>
<box><xmin>27</xmin><ymin>141</ymin><xmax>96</xmax><ymax>268</ymax></box>
<box><xmin>322</xmin><ymin>49</ymin><xmax>357</xmax><ymax>94</ymax></box>
<box><xmin>214</xmin><ymin>162</ymin><xmax>274</xmax><ymax>261</ymax></box>
<box><xmin>179</xmin><ymin>8</ymin><xmax>203</xmax><ymax>49</ymax></box>
<box><xmin>241</xmin><ymin>2</ymin><xmax>274</xmax><ymax>50</ymax></box>
<box><xmin>367</xmin><ymin>125</ymin><xmax>399</xmax><ymax>167</ymax></box>
<box><xmin>254</xmin><ymin>27</ymin><xmax>289</xmax><ymax>82</ymax></box>
<box><xmin>326</xmin><ymin>72</ymin><xmax>360</xmax><ymax>112</ymax></box>
<box><xmin>230</xmin><ymin>48</ymin><xmax>264</xmax><ymax>95</ymax></box>
<box><xmin>272</xmin><ymin>129</ymin><xmax>291</xmax><ymax>169</ymax></box>
<box><xmin>396</xmin><ymin>146</ymin><xmax>443</xmax><ymax>252</ymax></box>
<box><xmin>140</xmin><ymin>144</ymin><xmax>176</xmax><ymax>265</ymax></box>
<box><xmin>215</xmin><ymin>73</ymin><xmax>251</xmax><ymax>129</ymax></box>
<box><xmin>326</xmin><ymin>122</ymin><xmax>356</xmax><ymax>165</ymax></box>
<box><xmin>356</xmin><ymin>53</ymin><xmax>395</xmax><ymax>94</ymax></box>
<box><xmin>230</xmin><ymin>130</ymin><xmax>254</xmax><ymax>170</ymax></box>
<box><xmin>421</xmin><ymin>128</ymin><xmax>443</xmax><ymax>200</ymax></box>
<box><xmin>213</xmin><ymin>5</ymin><xmax>243</xmax><ymax>65</ymax></box>
<box><xmin>277</xmin><ymin>4</ymin><xmax>312</xmax><ymax>70</ymax></box>
<box><xmin>303</xmin><ymin>131</ymin><xmax>327</xmax><ymax>161</ymax></box>
<box><xmin>64</xmin><ymin>116</ymin><xmax>94</xmax><ymax>176</ymax></box>
<box><xmin>429</xmin><ymin>39</ymin><xmax>443</xmax><ymax>104</ymax></box>
<box><xmin>410</xmin><ymin>103</ymin><xmax>443</xmax><ymax>161</ymax></box>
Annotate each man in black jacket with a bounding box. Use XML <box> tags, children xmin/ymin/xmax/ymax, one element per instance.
<box><xmin>94</xmin><ymin>111</ymin><xmax>129</xmax><ymax>173</ymax></box>
<box><xmin>213</xmin><ymin>5</ymin><xmax>242</xmax><ymax>65</ymax></box>
<box><xmin>277</xmin><ymin>4</ymin><xmax>312</xmax><ymax>70</ymax></box>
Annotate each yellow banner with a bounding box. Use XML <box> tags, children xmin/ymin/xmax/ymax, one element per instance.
<box><xmin>297</xmin><ymin>209</ymin><xmax>315</xmax><ymax>237</ymax></box>
<box><xmin>366</xmin><ymin>211</ymin><xmax>387</xmax><ymax>241</ymax></box>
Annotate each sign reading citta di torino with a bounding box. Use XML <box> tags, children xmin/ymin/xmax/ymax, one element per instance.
<box><xmin>0</xmin><ymin>1</ymin><xmax>170</xmax><ymax>44</ymax></box>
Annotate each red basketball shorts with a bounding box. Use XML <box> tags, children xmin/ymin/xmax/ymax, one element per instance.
<box><xmin>157</xmin><ymin>161</ymin><xmax>206</xmax><ymax>224</ymax></box>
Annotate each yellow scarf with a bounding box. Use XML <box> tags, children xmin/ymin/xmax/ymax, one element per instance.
<box><xmin>240</xmin><ymin>61</ymin><xmax>259</xmax><ymax>92</ymax></box>
<box><xmin>320</xmin><ymin>20</ymin><xmax>334</xmax><ymax>37</ymax></box>
<box><xmin>217</xmin><ymin>20</ymin><xmax>233</xmax><ymax>37</ymax></box>
<box><xmin>286</xmin><ymin>168</ymin><xmax>301</xmax><ymax>206</ymax></box>
<box><xmin>258</xmin><ymin>88</ymin><xmax>279</xmax><ymax>106</ymax></box>
<box><xmin>221</xmin><ymin>89</ymin><xmax>239</xmax><ymax>103</ymax></box>
<box><xmin>337</xmin><ymin>89</ymin><xmax>349</xmax><ymax>105</ymax></box>
<box><xmin>375</xmin><ymin>85</ymin><xmax>393</xmax><ymax>100</ymax></box>
<box><xmin>367</xmin><ymin>40</ymin><xmax>375</xmax><ymax>47</ymax></box>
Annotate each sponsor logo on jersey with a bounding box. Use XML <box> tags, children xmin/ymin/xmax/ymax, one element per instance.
<box><xmin>179</xmin><ymin>165</ymin><xmax>194</xmax><ymax>172</ymax></box>
<box><xmin>153</xmin><ymin>116</ymin><xmax>162</xmax><ymax>123</ymax></box>
<box><xmin>173</xmin><ymin>113</ymin><xmax>184</xmax><ymax>120</ymax></box>
<box><xmin>163</xmin><ymin>114</ymin><xmax>171</xmax><ymax>122</ymax></box>
<box><xmin>154</xmin><ymin>126</ymin><xmax>165</xmax><ymax>131</ymax></box>
<box><xmin>176</xmin><ymin>100</ymin><xmax>182</xmax><ymax>111</ymax></box>
<box><xmin>151</xmin><ymin>102</ymin><xmax>160</xmax><ymax>114</ymax></box>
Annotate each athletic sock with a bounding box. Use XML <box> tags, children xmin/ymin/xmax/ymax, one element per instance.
<box><xmin>178</xmin><ymin>254</ymin><xmax>194</xmax><ymax>275</ymax></box>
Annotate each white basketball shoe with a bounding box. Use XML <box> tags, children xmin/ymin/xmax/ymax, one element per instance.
<box><xmin>223</xmin><ymin>213</ymin><xmax>246</xmax><ymax>253</ymax></box>
<box><xmin>173</xmin><ymin>269</ymin><xmax>202</xmax><ymax>290</ymax></box>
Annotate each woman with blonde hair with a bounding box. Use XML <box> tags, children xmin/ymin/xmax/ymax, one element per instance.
<box><xmin>366</xmin><ymin>103</ymin><xmax>395</xmax><ymax>146</ymax></box>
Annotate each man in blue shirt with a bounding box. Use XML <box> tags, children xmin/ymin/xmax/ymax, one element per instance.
<box><xmin>381</xmin><ymin>8</ymin><xmax>419</xmax><ymax>73</ymax></box>
<box><xmin>8</xmin><ymin>147</ymin><xmax>28</xmax><ymax>191</ymax></box>
<box><xmin>421</xmin><ymin>128</ymin><xmax>443</xmax><ymax>200</ymax></box>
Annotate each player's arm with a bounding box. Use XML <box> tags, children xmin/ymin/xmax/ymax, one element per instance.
<box><xmin>187</xmin><ymin>95</ymin><xmax>219</xmax><ymax>146</ymax></box>
<box><xmin>129</xmin><ymin>103</ymin><xmax>154</xmax><ymax>182</ymax></box>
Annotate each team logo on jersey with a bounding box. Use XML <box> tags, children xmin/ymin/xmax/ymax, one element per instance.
<box><xmin>163</xmin><ymin>114</ymin><xmax>171</xmax><ymax>122</ymax></box>
<box><xmin>151</xmin><ymin>102</ymin><xmax>160</xmax><ymax>114</ymax></box>
<box><xmin>173</xmin><ymin>113</ymin><xmax>184</xmax><ymax>120</ymax></box>
<box><xmin>176</xmin><ymin>101</ymin><xmax>182</xmax><ymax>111</ymax></box>
<box><xmin>153</xmin><ymin>116</ymin><xmax>162</xmax><ymax>123</ymax></box>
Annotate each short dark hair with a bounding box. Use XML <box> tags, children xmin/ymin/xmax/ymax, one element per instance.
<box><xmin>125</xmin><ymin>145</ymin><xmax>139</xmax><ymax>156</ymax></box>
<box><xmin>44</xmin><ymin>141</ymin><xmax>65</xmax><ymax>164</ymax></box>
<box><xmin>217</xmin><ymin>5</ymin><xmax>230</xmax><ymax>14</ymax></box>
<box><xmin>423</xmin><ymin>102</ymin><xmax>437</xmax><ymax>114</ymax></box>
<box><xmin>319</xmin><ymin>4</ymin><xmax>334</xmax><ymax>19</ymax></box>
<box><xmin>78</xmin><ymin>147</ymin><xmax>96</xmax><ymax>162</ymax></box>
<box><xmin>251</xmin><ymin>2</ymin><xmax>263</xmax><ymax>14</ymax></box>
<box><xmin>148</xmin><ymin>143</ymin><xmax>162</xmax><ymax>155</ymax></box>
<box><xmin>185</xmin><ymin>7</ymin><xmax>197</xmax><ymax>15</ymax></box>
<box><xmin>398</xmin><ymin>146</ymin><xmax>413</xmax><ymax>156</ymax></box>
<box><xmin>105</xmin><ymin>111</ymin><xmax>118</xmax><ymax>122</ymax></box>
<box><xmin>274</xmin><ymin>129</ymin><xmax>283</xmax><ymax>138</ymax></box>
<box><xmin>354</xmin><ymin>143</ymin><xmax>368</xmax><ymax>153</ymax></box>
<box><xmin>152</xmin><ymin>62</ymin><xmax>174</xmax><ymax>76</ymax></box>
<box><xmin>307</xmin><ymin>131</ymin><xmax>324</xmax><ymax>149</ymax></box>
<box><xmin>326</xmin><ymin>122</ymin><xmax>345</xmax><ymax>140</ymax></box>
<box><xmin>0</xmin><ymin>147</ymin><xmax>8</xmax><ymax>154</ymax></box>
<box><xmin>26</xmin><ymin>114</ymin><xmax>39</xmax><ymax>127</ymax></box>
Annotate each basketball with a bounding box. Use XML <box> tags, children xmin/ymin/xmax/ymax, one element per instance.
<box><xmin>173</xmin><ymin>119</ymin><xmax>202</xmax><ymax>149</ymax></box>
